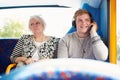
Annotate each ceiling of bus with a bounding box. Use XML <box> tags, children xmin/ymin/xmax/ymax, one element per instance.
<box><xmin>0</xmin><ymin>0</ymin><xmax>101</xmax><ymax>8</ymax></box>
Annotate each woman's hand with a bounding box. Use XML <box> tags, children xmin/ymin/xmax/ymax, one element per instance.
<box><xmin>15</xmin><ymin>57</ymin><xmax>27</xmax><ymax>63</ymax></box>
<box><xmin>24</xmin><ymin>58</ymin><xmax>37</xmax><ymax>65</ymax></box>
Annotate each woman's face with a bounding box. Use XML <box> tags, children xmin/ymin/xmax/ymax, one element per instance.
<box><xmin>76</xmin><ymin>13</ymin><xmax>91</xmax><ymax>34</ymax></box>
<box><xmin>29</xmin><ymin>18</ymin><xmax>44</xmax><ymax>35</ymax></box>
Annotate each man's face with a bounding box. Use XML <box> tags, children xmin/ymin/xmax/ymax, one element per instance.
<box><xmin>76</xmin><ymin>14</ymin><xmax>91</xmax><ymax>34</ymax></box>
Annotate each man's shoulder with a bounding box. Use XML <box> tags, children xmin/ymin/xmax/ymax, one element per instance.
<box><xmin>64</xmin><ymin>32</ymin><xmax>76</xmax><ymax>38</ymax></box>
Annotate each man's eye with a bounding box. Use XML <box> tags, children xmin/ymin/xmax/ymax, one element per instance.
<box><xmin>78</xmin><ymin>19</ymin><xmax>82</xmax><ymax>22</ymax></box>
<box><xmin>86</xmin><ymin>19</ymin><xmax>90</xmax><ymax>22</ymax></box>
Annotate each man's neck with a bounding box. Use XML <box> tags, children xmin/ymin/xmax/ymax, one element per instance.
<box><xmin>77</xmin><ymin>32</ymin><xmax>89</xmax><ymax>38</ymax></box>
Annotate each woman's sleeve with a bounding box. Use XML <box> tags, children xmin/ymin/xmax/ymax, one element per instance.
<box><xmin>10</xmin><ymin>35</ymin><xmax>25</xmax><ymax>63</ymax></box>
<box><xmin>57</xmin><ymin>38</ymin><xmax>69</xmax><ymax>58</ymax></box>
<box><xmin>91</xmin><ymin>33</ymin><xmax>108</xmax><ymax>61</ymax></box>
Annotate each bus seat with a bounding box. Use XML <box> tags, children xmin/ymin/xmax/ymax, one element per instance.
<box><xmin>0</xmin><ymin>39</ymin><xmax>18</xmax><ymax>75</ymax></box>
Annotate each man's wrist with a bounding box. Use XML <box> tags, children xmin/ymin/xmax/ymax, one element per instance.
<box><xmin>90</xmin><ymin>32</ymin><xmax>98</xmax><ymax>38</ymax></box>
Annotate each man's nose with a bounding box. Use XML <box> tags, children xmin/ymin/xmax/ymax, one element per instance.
<box><xmin>82</xmin><ymin>21</ymin><xmax>86</xmax><ymax>25</ymax></box>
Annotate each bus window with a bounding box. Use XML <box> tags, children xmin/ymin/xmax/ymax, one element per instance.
<box><xmin>0</xmin><ymin>7</ymin><xmax>77</xmax><ymax>38</ymax></box>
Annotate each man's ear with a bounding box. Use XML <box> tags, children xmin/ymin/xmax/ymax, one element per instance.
<box><xmin>72</xmin><ymin>20</ymin><xmax>76</xmax><ymax>28</ymax></box>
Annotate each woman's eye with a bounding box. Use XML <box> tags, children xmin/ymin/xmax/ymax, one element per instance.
<box><xmin>30</xmin><ymin>23</ymin><xmax>34</xmax><ymax>26</ymax></box>
<box><xmin>36</xmin><ymin>22</ymin><xmax>40</xmax><ymax>25</ymax></box>
<box><xmin>30</xmin><ymin>22</ymin><xmax>40</xmax><ymax>26</ymax></box>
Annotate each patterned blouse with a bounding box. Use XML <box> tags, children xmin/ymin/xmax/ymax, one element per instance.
<box><xmin>10</xmin><ymin>35</ymin><xmax>59</xmax><ymax>63</ymax></box>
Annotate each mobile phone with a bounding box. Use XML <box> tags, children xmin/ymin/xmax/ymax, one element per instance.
<box><xmin>88</xmin><ymin>25</ymin><xmax>93</xmax><ymax>32</ymax></box>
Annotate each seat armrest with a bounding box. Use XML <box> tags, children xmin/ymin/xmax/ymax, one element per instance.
<box><xmin>5</xmin><ymin>63</ymin><xmax>16</xmax><ymax>74</ymax></box>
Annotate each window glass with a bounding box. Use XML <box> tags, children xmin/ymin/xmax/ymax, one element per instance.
<box><xmin>0</xmin><ymin>7</ymin><xmax>77</xmax><ymax>38</ymax></box>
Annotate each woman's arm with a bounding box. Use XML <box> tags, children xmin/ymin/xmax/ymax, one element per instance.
<box><xmin>10</xmin><ymin>35</ymin><xmax>26</xmax><ymax>63</ymax></box>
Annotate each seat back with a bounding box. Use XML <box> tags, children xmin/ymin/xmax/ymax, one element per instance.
<box><xmin>0</xmin><ymin>39</ymin><xmax>18</xmax><ymax>74</ymax></box>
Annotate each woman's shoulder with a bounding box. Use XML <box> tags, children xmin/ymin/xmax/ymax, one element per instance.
<box><xmin>20</xmin><ymin>34</ymin><xmax>33</xmax><ymax>39</ymax></box>
<box><xmin>49</xmin><ymin>36</ymin><xmax>59</xmax><ymax>39</ymax></box>
<box><xmin>47</xmin><ymin>36</ymin><xmax>60</xmax><ymax>42</ymax></box>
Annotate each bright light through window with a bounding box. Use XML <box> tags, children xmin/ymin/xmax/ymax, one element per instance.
<box><xmin>0</xmin><ymin>7</ymin><xmax>77</xmax><ymax>38</ymax></box>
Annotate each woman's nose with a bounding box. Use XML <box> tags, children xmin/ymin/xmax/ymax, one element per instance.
<box><xmin>33</xmin><ymin>22</ymin><xmax>40</xmax><ymax>26</ymax></box>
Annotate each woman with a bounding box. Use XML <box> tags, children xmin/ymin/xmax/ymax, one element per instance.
<box><xmin>57</xmin><ymin>9</ymin><xmax>108</xmax><ymax>61</ymax></box>
<box><xmin>10</xmin><ymin>15</ymin><xmax>59</xmax><ymax>67</ymax></box>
